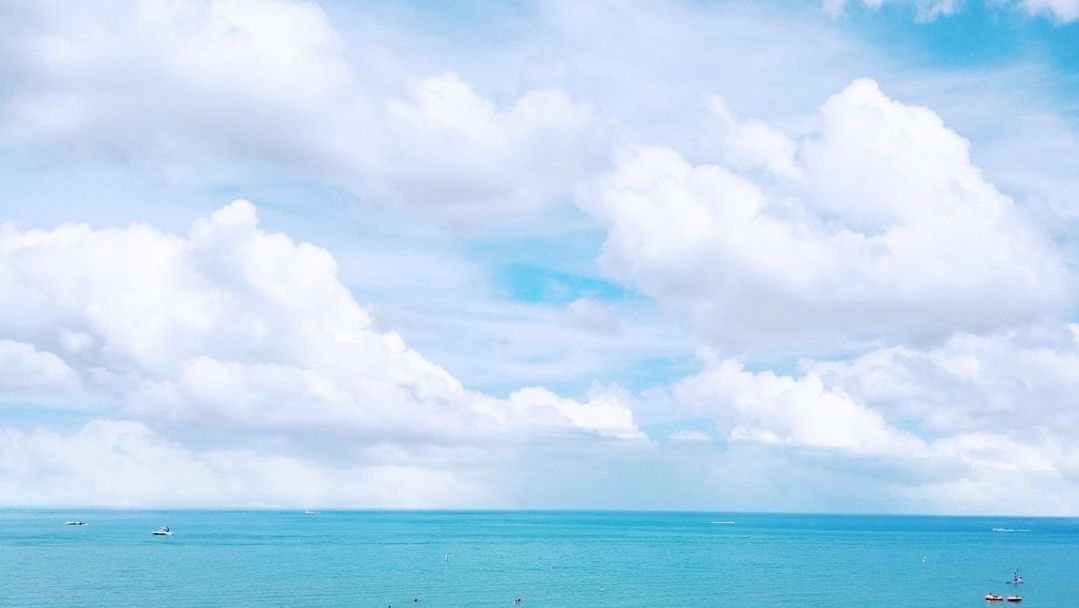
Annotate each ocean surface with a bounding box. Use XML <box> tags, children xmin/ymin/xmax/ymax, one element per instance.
<box><xmin>1</xmin><ymin>510</ymin><xmax>1077</xmax><ymax>607</ymax></box>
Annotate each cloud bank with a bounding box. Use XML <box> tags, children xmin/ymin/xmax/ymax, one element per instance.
<box><xmin>0</xmin><ymin>201</ymin><xmax>644</xmax><ymax>505</ymax></box>
<box><xmin>0</xmin><ymin>0</ymin><xmax>1077</xmax><ymax>514</ymax></box>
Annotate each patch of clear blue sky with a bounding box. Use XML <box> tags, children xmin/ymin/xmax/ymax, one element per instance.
<box><xmin>253</xmin><ymin>183</ymin><xmax>639</xmax><ymax>311</ymax></box>
<box><xmin>0</xmin><ymin>401</ymin><xmax>122</xmax><ymax>431</ymax></box>
<box><xmin>340</xmin><ymin>0</ymin><xmax>1079</xmax><ymax>100</ymax></box>
<box><xmin>467</xmin><ymin>214</ymin><xmax>645</xmax><ymax>305</ymax></box>
<box><xmin>837</xmin><ymin>1</ymin><xmax>1079</xmax><ymax>102</ymax></box>
<box><xmin>492</xmin><ymin>262</ymin><xmax>636</xmax><ymax>304</ymax></box>
<box><xmin>494</xmin><ymin>264</ymin><xmax>630</xmax><ymax>304</ymax></box>
<box><xmin>622</xmin><ymin>355</ymin><xmax>702</xmax><ymax>392</ymax></box>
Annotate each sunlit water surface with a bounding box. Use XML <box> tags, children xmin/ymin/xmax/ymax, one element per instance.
<box><xmin>2</xmin><ymin>510</ymin><xmax>1076</xmax><ymax>607</ymax></box>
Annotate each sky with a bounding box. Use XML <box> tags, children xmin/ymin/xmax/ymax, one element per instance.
<box><xmin>0</xmin><ymin>0</ymin><xmax>1078</xmax><ymax>514</ymax></box>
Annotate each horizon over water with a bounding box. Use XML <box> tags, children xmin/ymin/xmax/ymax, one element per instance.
<box><xmin>2</xmin><ymin>510</ymin><xmax>1077</xmax><ymax>607</ymax></box>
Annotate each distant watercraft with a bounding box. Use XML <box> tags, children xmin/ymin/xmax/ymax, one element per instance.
<box><xmin>1006</xmin><ymin>596</ymin><xmax>1022</xmax><ymax>603</ymax></box>
<box><xmin>151</xmin><ymin>527</ymin><xmax>173</xmax><ymax>536</ymax></box>
<box><xmin>64</xmin><ymin>521</ymin><xmax>86</xmax><ymax>526</ymax></box>
<box><xmin>985</xmin><ymin>594</ymin><xmax>1004</xmax><ymax>602</ymax></box>
<box><xmin>1008</xmin><ymin>569</ymin><xmax>1024</xmax><ymax>585</ymax></box>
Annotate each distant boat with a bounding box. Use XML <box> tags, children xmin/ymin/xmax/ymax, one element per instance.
<box><xmin>985</xmin><ymin>594</ymin><xmax>1004</xmax><ymax>602</ymax></box>
<box><xmin>151</xmin><ymin>527</ymin><xmax>173</xmax><ymax>536</ymax></box>
<box><xmin>1008</xmin><ymin>569</ymin><xmax>1024</xmax><ymax>585</ymax></box>
<box><xmin>64</xmin><ymin>521</ymin><xmax>86</xmax><ymax>526</ymax></box>
<box><xmin>1006</xmin><ymin>596</ymin><xmax>1022</xmax><ymax>603</ymax></box>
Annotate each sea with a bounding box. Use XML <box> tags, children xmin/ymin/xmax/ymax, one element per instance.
<box><xmin>1</xmin><ymin>510</ymin><xmax>1076</xmax><ymax>607</ymax></box>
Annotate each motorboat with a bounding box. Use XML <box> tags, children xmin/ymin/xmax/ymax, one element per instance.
<box><xmin>151</xmin><ymin>527</ymin><xmax>173</xmax><ymax>536</ymax></box>
<box><xmin>64</xmin><ymin>521</ymin><xmax>86</xmax><ymax>526</ymax></box>
<box><xmin>985</xmin><ymin>594</ymin><xmax>1004</xmax><ymax>602</ymax></box>
<box><xmin>1006</xmin><ymin>597</ymin><xmax>1022</xmax><ymax>603</ymax></box>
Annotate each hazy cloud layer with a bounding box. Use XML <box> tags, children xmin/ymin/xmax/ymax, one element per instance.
<box><xmin>0</xmin><ymin>0</ymin><xmax>611</xmax><ymax>223</ymax></box>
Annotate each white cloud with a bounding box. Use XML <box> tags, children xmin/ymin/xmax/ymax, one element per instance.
<box><xmin>0</xmin><ymin>0</ymin><xmax>610</xmax><ymax>223</ymax></box>
<box><xmin>0</xmin><ymin>1</ymin><xmax>1077</xmax><ymax>514</ymax></box>
<box><xmin>0</xmin><ymin>201</ymin><xmax>643</xmax><ymax>444</ymax></box>
<box><xmin>703</xmin><ymin>96</ymin><xmax>802</xmax><ymax>182</ymax></box>
<box><xmin>649</xmin><ymin>322</ymin><xmax>1079</xmax><ymax>512</ymax></box>
<box><xmin>483</xmin><ymin>386</ymin><xmax>644</xmax><ymax>440</ymax></box>
<box><xmin>808</xmin><ymin>322</ymin><xmax>1079</xmax><ymax>439</ymax></box>
<box><xmin>0</xmin><ymin>339</ymin><xmax>80</xmax><ymax>394</ymax></box>
<box><xmin>895</xmin><ymin>430</ymin><xmax>1079</xmax><ymax>514</ymax></box>
<box><xmin>823</xmin><ymin>0</ymin><xmax>1079</xmax><ymax>21</ymax></box>
<box><xmin>1021</xmin><ymin>0</ymin><xmax>1079</xmax><ymax>20</ymax></box>
<box><xmin>638</xmin><ymin>338</ymin><xmax>1079</xmax><ymax>514</ymax></box>
<box><xmin>582</xmin><ymin>79</ymin><xmax>1071</xmax><ymax>352</ymax></box>
<box><xmin>665</xmin><ymin>357</ymin><xmax>924</xmax><ymax>454</ymax></box>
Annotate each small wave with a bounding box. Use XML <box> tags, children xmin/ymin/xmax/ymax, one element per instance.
<box><xmin>992</xmin><ymin>527</ymin><xmax>1030</xmax><ymax>533</ymax></box>
<box><xmin>710</xmin><ymin>520</ymin><xmax>736</xmax><ymax>525</ymax></box>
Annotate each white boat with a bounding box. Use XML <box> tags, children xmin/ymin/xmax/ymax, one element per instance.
<box><xmin>64</xmin><ymin>521</ymin><xmax>86</xmax><ymax>526</ymax></box>
<box><xmin>151</xmin><ymin>527</ymin><xmax>173</xmax><ymax>536</ymax></box>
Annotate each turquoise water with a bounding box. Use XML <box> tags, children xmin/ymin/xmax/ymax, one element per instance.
<box><xmin>1</xmin><ymin>510</ymin><xmax>1077</xmax><ymax>607</ymax></box>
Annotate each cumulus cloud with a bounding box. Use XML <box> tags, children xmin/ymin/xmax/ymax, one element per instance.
<box><xmin>664</xmin><ymin>357</ymin><xmax>924</xmax><ymax>454</ymax></box>
<box><xmin>647</xmin><ymin>321</ymin><xmax>1079</xmax><ymax>512</ymax></box>
<box><xmin>0</xmin><ymin>201</ymin><xmax>642</xmax><ymax>445</ymax></box>
<box><xmin>807</xmin><ymin>322</ymin><xmax>1079</xmax><ymax>440</ymax></box>
<box><xmin>1</xmin><ymin>1</ymin><xmax>1077</xmax><ymax>515</ymax></box>
<box><xmin>0</xmin><ymin>0</ymin><xmax>610</xmax><ymax>222</ymax></box>
<box><xmin>895</xmin><ymin>429</ymin><xmax>1079</xmax><ymax>514</ymax></box>
<box><xmin>582</xmin><ymin>79</ymin><xmax>1071</xmax><ymax>352</ymax></box>
<box><xmin>0</xmin><ymin>339</ymin><xmax>80</xmax><ymax>395</ymax></box>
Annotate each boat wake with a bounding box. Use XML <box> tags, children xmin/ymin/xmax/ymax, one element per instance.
<box><xmin>992</xmin><ymin>528</ymin><xmax>1031</xmax><ymax>533</ymax></box>
<box><xmin>710</xmin><ymin>521</ymin><xmax>736</xmax><ymax>525</ymax></box>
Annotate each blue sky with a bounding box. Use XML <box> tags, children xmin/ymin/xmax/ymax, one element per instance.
<box><xmin>0</xmin><ymin>0</ymin><xmax>1078</xmax><ymax>513</ymax></box>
